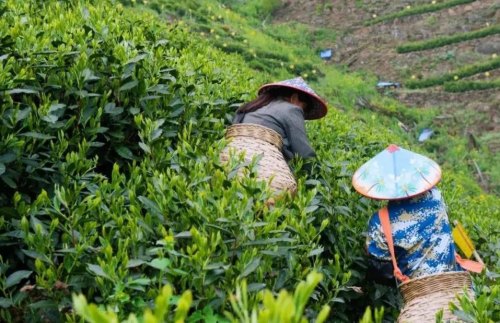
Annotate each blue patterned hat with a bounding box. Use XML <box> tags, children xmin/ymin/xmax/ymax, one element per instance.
<box><xmin>352</xmin><ymin>144</ymin><xmax>442</xmax><ymax>200</ymax></box>
<box><xmin>258</xmin><ymin>77</ymin><xmax>328</xmax><ymax>120</ymax></box>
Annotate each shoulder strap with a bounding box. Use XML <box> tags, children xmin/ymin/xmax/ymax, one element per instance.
<box><xmin>378</xmin><ymin>207</ymin><xmax>410</xmax><ymax>283</ymax></box>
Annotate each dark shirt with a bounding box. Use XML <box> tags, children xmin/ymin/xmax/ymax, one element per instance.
<box><xmin>232</xmin><ymin>99</ymin><xmax>316</xmax><ymax>160</ymax></box>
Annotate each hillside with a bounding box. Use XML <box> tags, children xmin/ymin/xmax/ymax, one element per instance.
<box><xmin>0</xmin><ymin>1</ymin><xmax>498</xmax><ymax>322</ymax></box>
<box><xmin>274</xmin><ymin>0</ymin><xmax>500</xmax><ymax>193</ymax></box>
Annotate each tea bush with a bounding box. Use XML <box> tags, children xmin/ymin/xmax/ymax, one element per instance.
<box><xmin>137</xmin><ymin>0</ymin><xmax>324</xmax><ymax>80</ymax></box>
<box><xmin>364</xmin><ymin>0</ymin><xmax>476</xmax><ymax>26</ymax></box>
<box><xmin>405</xmin><ymin>57</ymin><xmax>500</xmax><ymax>89</ymax></box>
<box><xmin>443</xmin><ymin>79</ymin><xmax>500</xmax><ymax>92</ymax></box>
<box><xmin>397</xmin><ymin>24</ymin><xmax>500</xmax><ymax>53</ymax></box>
<box><xmin>73</xmin><ymin>271</ymin><xmax>331</xmax><ymax>323</ymax></box>
<box><xmin>0</xmin><ymin>0</ymin><xmax>499</xmax><ymax>322</ymax></box>
<box><xmin>219</xmin><ymin>0</ymin><xmax>281</xmax><ymax>20</ymax></box>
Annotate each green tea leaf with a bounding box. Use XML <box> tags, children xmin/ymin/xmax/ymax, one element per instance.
<box><xmin>148</xmin><ymin>258</ymin><xmax>170</xmax><ymax>271</ymax></box>
<box><xmin>0</xmin><ymin>152</ymin><xmax>17</xmax><ymax>164</ymax></box>
<box><xmin>119</xmin><ymin>80</ymin><xmax>138</xmax><ymax>92</ymax></box>
<box><xmin>0</xmin><ymin>297</ymin><xmax>13</xmax><ymax>308</ymax></box>
<box><xmin>308</xmin><ymin>247</ymin><xmax>324</xmax><ymax>257</ymax></box>
<box><xmin>128</xmin><ymin>278</ymin><xmax>151</xmax><ymax>286</ymax></box>
<box><xmin>7</xmin><ymin>88</ymin><xmax>39</xmax><ymax>94</ymax></box>
<box><xmin>22</xmin><ymin>249</ymin><xmax>51</xmax><ymax>263</ymax></box>
<box><xmin>1</xmin><ymin>174</ymin><xmax>17</xmax><ymax>189</ymax></box>
<box><xmin>115</xmin><ymin>146</ymin><xmax>134</xmax><ymax>160</ymax></box>
<box><xmin>6</xmin><ymin>270</ymin><xmax>32</xmax><ymax>288</ymax></box>
<box><xmin>126</xmin><ymin>259</ymin><xmax>146</xmax><ymax>268</ymax></box>
<box><xmin>239</xmin><ymin>257</ymin><xmax>261</xmax><ymax>278</ymax></box>
<box><xmin>87</xmin><ymin>264</ymin><xmax>109</xmax><ymax>279</ymax></box>
<box><xmin>20</xmin><ymin>132</ymin><xmax>55</xmax><ymax>140</ymax></box>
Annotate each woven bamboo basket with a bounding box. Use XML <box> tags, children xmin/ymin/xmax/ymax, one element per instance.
<box><xmin>397</xmin><ymin>271</ymin><xmax>472</xmax><ymax>322</ymax></box>
<box><xmin>220</xmin><ymin>123</ymin><xmax>297</xmax><ymax>193</ymax></box>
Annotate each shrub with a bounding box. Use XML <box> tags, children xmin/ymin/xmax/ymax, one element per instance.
<box><xmin>443</xmin><ymin>79</ymin><xmax>500</xmax><ymax>92</ymax></box>
<box><xmin>405</xmin><ymin>57</ymin><xmax>500</xmax><ymax>89</ymax></box>
<box><xmin>365</xmin><ymin>0</ymin><xmax>476</xmax><ymax>26</ymax></box>
<box><xmin>397</xmin><ymin>24</ymin><xmax>500</xmax><ymax>53</ymax></box>
<box><xmin>221</xmin><ymin>0</ymin><xmax>281</xmax><ymax>19</ymax></box>
<box><xmin>72</xmin><ymin>271</ymin><xmax>331</xmax><ymax>323</ymax></box>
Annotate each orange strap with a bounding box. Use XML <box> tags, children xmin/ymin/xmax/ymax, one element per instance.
<box><xmin>455</xmin><ymin>253</ymin><xmax>484</xmax><ymax>273</ymax></box>
<box><xmin>378</xmin><ymin>207</ymin><xmax>410</xmax><ymax>283</ymax></box>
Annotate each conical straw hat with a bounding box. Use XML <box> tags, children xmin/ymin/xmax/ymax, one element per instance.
<box><xmin>352</xmin><ymin>144</ymin><xmax>441</xmax><ymax>200</ymax></box>
<box><xmin>258</xmin><ymin>77</ymin><xmax>327</xmax><ymax>120</ymax></box>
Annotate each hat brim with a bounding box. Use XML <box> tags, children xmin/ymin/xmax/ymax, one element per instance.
<box><xmin>258</xmin><ymin>83</ymin><xmax>328</xmax><ymax>120</ymax></box>
<box><xmin>352</xmin><ymin>145</ymin><xmax>442</xmax><ymax>201</ymax></box>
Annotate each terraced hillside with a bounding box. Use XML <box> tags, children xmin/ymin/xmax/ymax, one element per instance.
<box><xmin>1</xmin><ymin>1</ymin><xmax>498</xmax><ymax>322</ymax></box>
<box><xmin>275</xmin><ymin>0</ymin><xmax>499</xmax><ymax>190</ymax></box>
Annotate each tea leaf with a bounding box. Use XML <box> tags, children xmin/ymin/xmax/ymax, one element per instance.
<box><xmin>119</xmin><ymin>80</ymin><xmax>138</xmax><ymax>92</ymax></box>
<box><xmin>0</xmin><ymin>298</ymin><xmax>13</xmax><ymax>308</ymax></box>
<box><xmin>148</xmin><ymin>258</ymin><xmax>171</xmax><ymax>271</ymax></box>
<box><xmin>308</xmin><ymin>247</ymin><xmax>324</xmax><ymax>257</ymax></box>
<box><xmin>239</xmin><ymin>257</ymin><xmax>261</xmax><ymax>278</ymax></box>
<box><xmin>6</xmin><ymin>270</ymin><xmax>32</xmax><ymax>288</ymax></box>
<box><xmin>6</xmin><ymin>88</ymin><xmax>39</xmax><ymax>94</ymax></box>
<box><xmin>20</xmin><ymin>132</ymin><xmax>55</xmax><ymax>140</ymax></box>
<box><xmin>126</xmin><ymin>259</ymin><xmax>146</xmax><ymax>268</ymax></box>
<box><xmin>87</xmin><ymin>264</ymin><xmax>109</xmax><ymax>279</ymax></box>
<box><xmin>115</xmin><ymin>146</ymin><xmax>134</xmax><ymax>160</ymax></box>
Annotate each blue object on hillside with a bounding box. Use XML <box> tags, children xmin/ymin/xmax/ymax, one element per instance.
<box><xmin>377</xmin><ymin>81</ymin><xmax>401</xmax><ymax>89</ymax></box>
<box><xmin>320</xmin><ymin>48</ymin><xmax>332</xmax><ymax>60</ymax></box>
<box><xmin>418</xmin><ymin>128</ymin><xmax>434</xmax><ymax>142</ymax></box>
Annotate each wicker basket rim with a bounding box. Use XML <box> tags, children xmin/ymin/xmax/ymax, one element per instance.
<box><xmin>399</xmin><ymin>271</ymin><xmax>470</xmax><ymax>287</ymax></box>
<box><xmin>228</xmin><ymin>123</ymin><xmax>282</xmax><ymax>136</ymax></box>
<box><xmin>226</xmin><ymin>123</ymin><xmax>283</xmax><ymax>148</ymax></box>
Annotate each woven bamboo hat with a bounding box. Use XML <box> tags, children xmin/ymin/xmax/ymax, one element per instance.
<box><xmin>352</xmin><ymin>144</ymin><xmax>441</xmax><ymax>200</ymax></box>
<box><xmin>258</xmin><ymin>77</ymin><xmax>328</xmax><ymax>120</ymax></box>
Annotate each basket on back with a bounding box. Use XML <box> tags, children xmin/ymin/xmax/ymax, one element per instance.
<box><xmin>375</xmin><ymin>207</ymin><xmax>476</xmax><ymax>322</ymax></box>
<box><xmin>219</xmin><ymin>123</ymin><xmax>297</xmax><ymax>193</ymax></box>
<box><xmin>397</xmin><ymin>271</ymin><xmax>472</xmax><ymax>322</ymax></box>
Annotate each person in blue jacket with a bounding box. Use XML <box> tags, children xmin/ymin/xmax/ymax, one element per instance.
<box><xmin>352</xmin><ymin>145</ymin><xmax>466</xmax><ymax>283</ymax></box>
<box><xmin>365</xmin><ymin>186</ymin><xmax>460</xmax><ymax>282</ymax></box>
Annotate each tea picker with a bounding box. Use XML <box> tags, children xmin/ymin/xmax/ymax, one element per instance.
<box><xmin>352</xmin><ymin>144</ymin><xmax>484</xmax><ymax>322</ymax></box>
<box><xmin>220</xmin><ymin>77</ymin><xmax>327</xmax><ymax>195</ymax></box>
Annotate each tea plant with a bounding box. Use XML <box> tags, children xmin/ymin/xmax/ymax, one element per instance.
<box><xmin>397</xmin><ymin>24</ymin><xmax>500</xmax><ymax>53</ymax></box>
<box><xmin>0</xmin><ymin>0</ymin><xmax>498</xmax><ymax>322</ymax></box>
<box><xmin>71</xmin><ymin>271</ymin><xmax>331</xmax><ymax>323</ymax></box>
<box><xmin>405</xmin><ymin>57</ymin><xmax>500</xmax><ymax>89</ymax></box>
<box><xmin>443</xmin><ymin>79</ymin><xmax>500</xmax><ymax>92</ymax></box>
<box><xmin>364</xmin><ymin>0</ymin><xmax>476</xmax><ymax>26</ymax></box>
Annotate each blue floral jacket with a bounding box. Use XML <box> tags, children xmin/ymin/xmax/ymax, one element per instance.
<box><xmin>366</xmin><ymin>188</ymin><xmax>460</xmax><ymax>279</ymax></box>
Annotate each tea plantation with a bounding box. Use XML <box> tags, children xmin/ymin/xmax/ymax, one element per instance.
<box><xmin>0</xmin><ymin>1</ymin><xmax>498</xmax><ymax>322</ymax></box>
